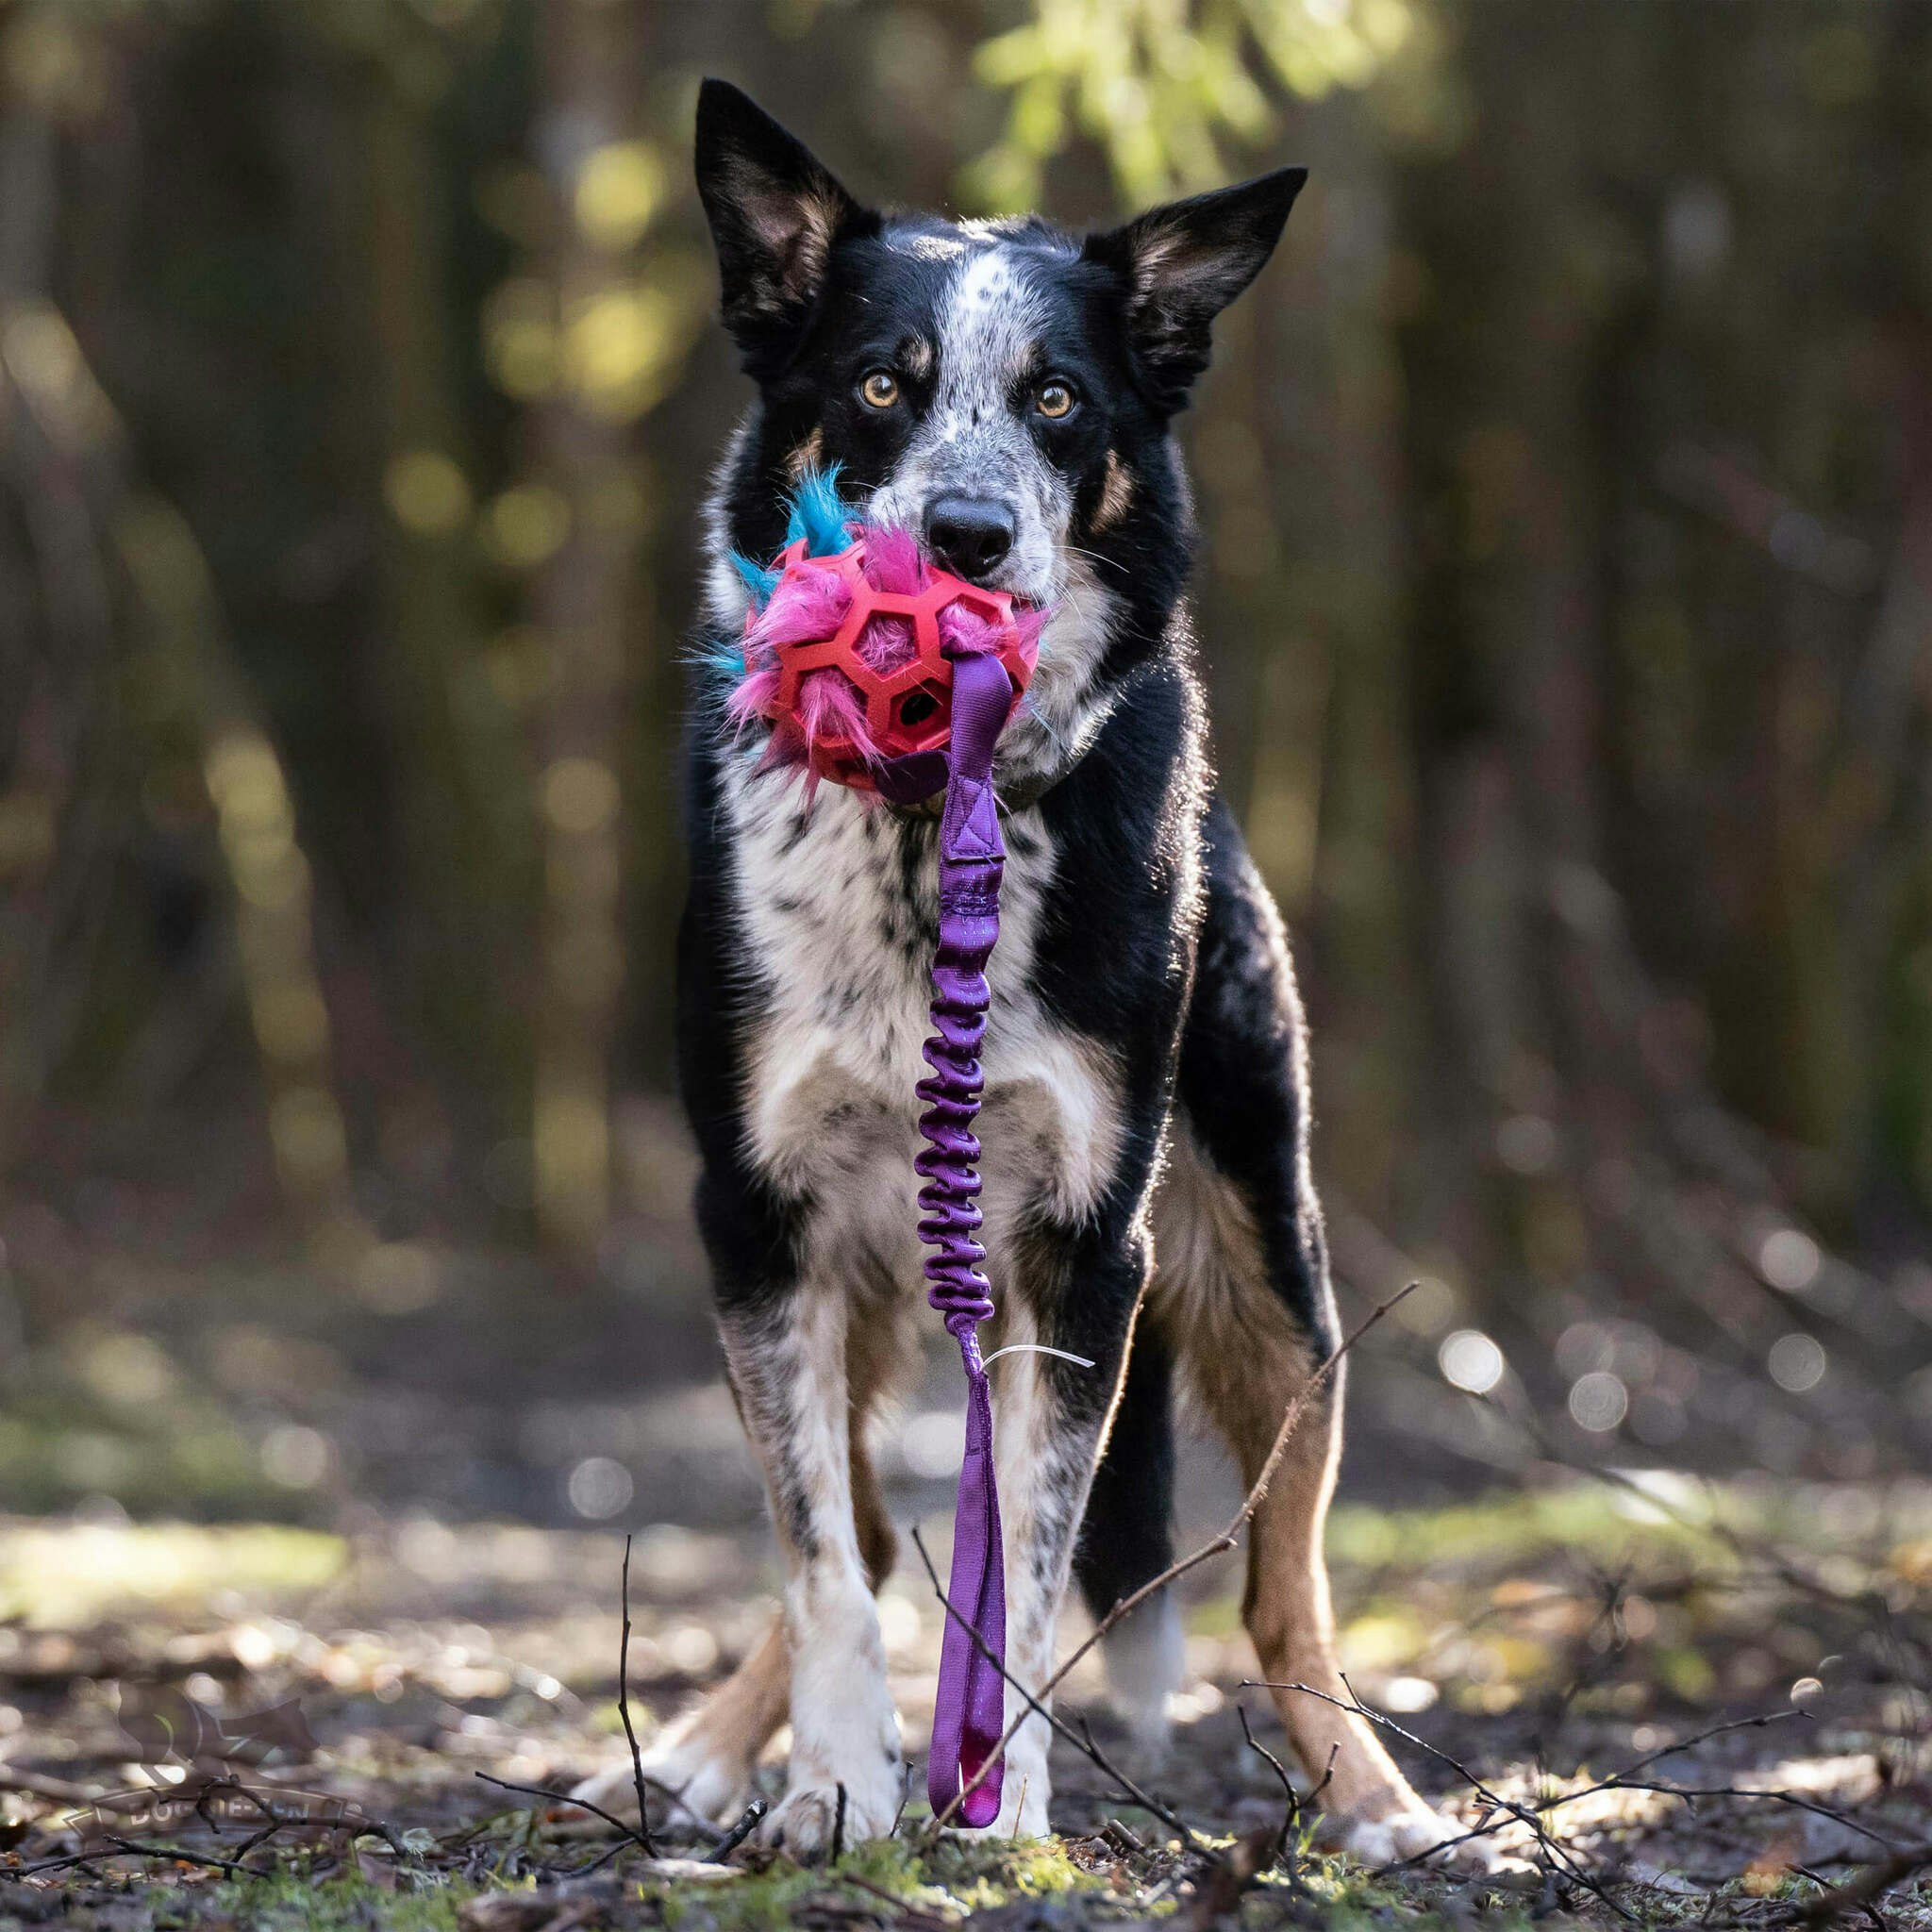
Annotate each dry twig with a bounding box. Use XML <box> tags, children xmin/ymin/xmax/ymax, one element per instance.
<box><xmin>710</xmin><ymin>1797</ymin><xmax>769</xmax><ymax>1859</ymax></box>
<box><xmin>475</xmin><ymin>1771</ymin><xmax>653</xmax><ymax>1863</ymax></box>
<box><xmin>1253</xmin><ymin>1676</ymin><xmax>1636</xmax><ymax>1918</ymax></box>
<box><xmin>618</xmin><ymin>1534</ymin><xmax>658</xmax><ymax>1856</ymax></box>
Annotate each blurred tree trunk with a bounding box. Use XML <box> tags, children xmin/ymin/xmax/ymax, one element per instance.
<box><xmin>354</xmin><ymin>37</ymin><xmax>532</xmax><ymax>1142</ymax></box>
<box><xmin>1391</xmin><ymin>2</ymin><xmax>1783</xmax><ymax>1341</ymax></box>
<box><xmin>0</xmin><ymin>29</ymin><xmax>352</xmax><ymax>1232</ymax></box>
<box><xmin>1279</xmin><ymin>96</ymin><xmax>1422</xmax><ymax>1247</ymax></box>
<box><xmin>1189</xmin><ymin>86</ymin><xmax>1425</xmax><ymax>1267</ymax></box>
<box><xmin>0</xmin><ymin>95</ymin><xmax>106</xmax><ymax>1156</ymax></box>
<box><xmin>525</xmin><ymin>0</ymin><xmax>652</xmax><ymax>1254</ymax></box>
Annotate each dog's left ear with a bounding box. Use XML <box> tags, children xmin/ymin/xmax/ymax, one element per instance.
<box><xmin>1085</xmin><ymin>167</ymin><xmax>1307</xmax><ymax>413</ymax></box>
<box><xmin>695</xmin><ymin>78</ymin><xmax>872</xmax><ymax>375</ymax></box>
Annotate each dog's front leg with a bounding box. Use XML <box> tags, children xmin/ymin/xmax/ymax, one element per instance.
<box><xmin>968</xmin><ymin>1224</ymin><xmax>1148</xmax><ymax>1840</ymax></box>
<box><xmin>722</xmin><ymin>1279</ymin><xmax>903</xmax><ymax>1857</ymax></box>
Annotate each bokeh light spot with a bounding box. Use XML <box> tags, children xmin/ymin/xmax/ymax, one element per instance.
<box><xmin>1757</xmin><ymin>1227</ymin><xmax>1821</xmax><ymax>1293</ymax></box>
<box><xmin>1568</xmin><ymin>1371</ymin><xmax>1628</xmax><ymax>1433</ymax></box>
<box><xmin>541</xmin><ymin>758</ymin><xmax>620</xmax><ymax>835</ymax></box>
<box><xmin>1768</xmin><ymin>1332</ymin><xmax>1827</xmax><ymax>1393</ymax></box>
<box><xmin>567</xmin><ymin>1457</ymin><xmax>633</xmax><ymax>1520</ymax></box>
<box><xmin>384</xmin><ymin>450</ymin><xmax>472</xmax><ymax>537</ymax></box>
<box><xmin>1438</xmin><ymin>1328</ymin><xmax>1505</xmax><ymax>1395</ymax></box>
<box><xmin>485</xmin><ymin>484</ymin><xmax>571</xmax><ymax>568</ymax></box>
<box><xmin>261</xmin><ymin>1425</ymin><xmax>331</xmax><ymax>1490</ymax></box>
<box><xmin>1495</xmin><ymin>1113</ymin><xmax>1559</xmax><ymax>1175</ymax></box>
<box><xmin>575</xmin><ymin>141</ymin><xmax>665</xmax><ymax>252</ymax></box>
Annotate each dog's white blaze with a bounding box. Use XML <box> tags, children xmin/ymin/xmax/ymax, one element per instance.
<box><xmin>867</xmin><ymin>242</ymin><xmax>1070</xmax><ymax>608</ymax></box>
<box><xmin>933</xmin><ymin>246</ymin><xmax>1047</xmax><ymax>427</ymax></box>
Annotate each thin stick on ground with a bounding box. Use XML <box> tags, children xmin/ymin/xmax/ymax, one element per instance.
<box><xmin>1240</xmin><ymin>1705</ymin><xmax>1331</xmax><ymax>1874</ymax></box>
<box><xmin>929</xmin><ymin>1281</ymin><xmax>1417</xmax><ymax>1832</ymax></box>
<box><xmin>475</xmin><ymin>1772</ymin><xmax>653</xmax><ymax>1861</ymax></box>
<box><xmin>100</xmin><ymin>1836</ymin><xmax>267</xmax><ymax>1880</ymax></box>
<box><xmin>1690</xmin><ymin>1845</ymin><xmax>1932</xmax><ymax>1932</ymax></box>
<box><xmin>618</xmin><ymin>1533</ymin><xmax>658</xmax><ymax>1856</ymax></box>
<box><xmin>1372</xmin><ymin>1709</ymin><xmax>1822</xmax><ymax>1876</ymax></box>
<box><xmin>1609</xmin><ymin>1710</ymin><xmax>1809</xmax><ymax>1784</ymax></box>
<box><xmin>1252</xmin><ymin>1676</ymin><xmax>1636</xmax><ymax>1920</ymax></box>
<box><xmin>1260</xmin><ymin>1672</ymin><xmax>1906</xmax><ymax>1906</ymax></box>
<box><xmin>1769</xmin><ymin>1845</ymin><xmax>1932</xmax><ymax>1929</ymax></box>
<box><xmin>1402</xmin><ymin>1720</ymin><xmax>1890</xmax><ymax>1870</ymax></box>
<box><xmin>840</xmin><ymin>1870</ymin><xmax>956</xmax><ymax>1932</ymax></box>
<box><xmin>16</xmin><ymin>1841</ymin><xmax>259</xmax><ymax>1881</ymax></box>
<box><xmin>709</xmin><ymin>1798</ymin><xmax>768</xmax><ymax>1860</ymax></box>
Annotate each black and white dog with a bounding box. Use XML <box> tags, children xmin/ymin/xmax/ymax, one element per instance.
<box><xmin>579</xmin><ymin>79</ymin><xmax>1470</xmax><ymax>1864</ymax></box>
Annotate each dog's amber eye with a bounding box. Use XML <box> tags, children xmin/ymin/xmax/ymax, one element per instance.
<box><xmin>1036</xmin><ymin>379</ymin><xmax>1075</xmax><ymax>420</ymax></box>
<box><xmin>859</xmin><ymin>370</ymin><xmax>900</xmax><ymax>409</ymax></box>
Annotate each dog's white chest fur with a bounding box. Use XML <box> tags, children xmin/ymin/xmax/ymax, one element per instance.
<box><xmin>722</xmin><ymin>758</ymin><xmax>1124</xmax><ymax>1272</ymax></box>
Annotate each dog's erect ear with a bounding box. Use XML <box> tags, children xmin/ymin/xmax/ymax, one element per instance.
<box><xmin>694</xmin><ymin>79</ymin><xmax>868</xmax><ymax>372</ymax></box>
<box><xmin>1084</xmin><ymin>167</ymin><xmax>1307</xmax><ymax>412</ymax></box>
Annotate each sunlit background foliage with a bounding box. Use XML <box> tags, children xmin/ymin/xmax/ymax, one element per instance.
<box><xmin>2</xmin><ymin>0</ymin><xmax>1931</xmax><ymax>1523</ymax></box>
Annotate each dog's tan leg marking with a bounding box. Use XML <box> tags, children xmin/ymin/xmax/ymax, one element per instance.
<box><xmin>844</xmin><ymin>1292</ymin><xmax>907</xmax><ymax>1593</ymax></box>
<box><xmin>607</xmin><ymin>1616</ymin><xmax>789</xmax><ymax>1830</ymax></box>
<box><xmin>851</xmin><ymin>1418</ymin><xmax>897</xmax><ymax>1592</ymax></box>
<box><xmin>1152</xmin><ymin>1135</ymin><xmax>1487</xmax><ymax>1868</ymax></box>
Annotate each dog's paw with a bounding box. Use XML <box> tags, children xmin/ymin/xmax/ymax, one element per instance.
<box><xmin>571</xmin><ymin>1737</ymin><xmax>754</xmax><ymax>1836</ymax></box>
<box><xmin>1324</xmin><ymin>1799</ymin><xmax>1506</xmax><ymax>1874</ymax></box>
<box><xmin>758</xmin><ymin>1772</ymin><xmax>901</xmax><ymax>1860</ymax></box>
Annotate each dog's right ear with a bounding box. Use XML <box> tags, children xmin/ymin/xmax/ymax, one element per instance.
<box><xmin>695</xmin><ymin>79</ymin><xmax>868</xmax><ymax>373</ymax></box>
<box><xmin>1084</xmin><ymin>168</ymin><xmax>1306</xmax><ymax>413</ymax></box>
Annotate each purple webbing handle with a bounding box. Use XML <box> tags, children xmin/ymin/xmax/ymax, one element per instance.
<box><xmin>908</xmin><ymin>649</ymin><xmax>1013</xmax><ymax>1830</ymax></box>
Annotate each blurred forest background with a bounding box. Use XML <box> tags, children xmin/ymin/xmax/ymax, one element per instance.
<box><xmin>2</xmin><ymin>0</ymin><xmax>1931</xmax><ymax>1532</ymax></box>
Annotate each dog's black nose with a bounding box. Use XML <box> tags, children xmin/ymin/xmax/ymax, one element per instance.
<box><xmin>925</xmin><ymin>497</ymin><xmax>1014</xmax><ymax>580</ymax></box>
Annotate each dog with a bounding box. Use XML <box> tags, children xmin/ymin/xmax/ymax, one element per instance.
<box><xmin>576</xmin><ymin>77</ymin><xmax>1475</xmax><ymax>1866</ymax></box>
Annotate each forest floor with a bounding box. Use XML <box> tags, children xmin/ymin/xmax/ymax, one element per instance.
<box><xmin>2</xmin><ymin>1134</ymin><xmax>1928</xmax><ymax>1926</ymax></box>
<box><xmin>0</xmin><ymin>1478</ymin><xmax>1927</xmax><ymax>1931</ymax></box>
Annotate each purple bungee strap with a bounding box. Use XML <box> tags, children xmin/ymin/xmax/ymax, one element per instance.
<box><xmin>907</xmin><ymin>648</ymin><xmax>1013</xmax><ymax>1829</ymax></box>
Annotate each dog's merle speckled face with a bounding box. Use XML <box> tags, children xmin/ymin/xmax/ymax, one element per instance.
<box><xmin>695</xmin><ymin>80</ymin><xmax>1303</xmax><ymax>657</ymax></box>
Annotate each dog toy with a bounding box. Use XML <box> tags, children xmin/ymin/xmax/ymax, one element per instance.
<box><xmin>723</xmin><ymin>474</ymin><xmax>1044</xmax><ymax>1827</ymax></box>
<box><xmin>724</xmin><ymin>469</ymin><xmax>1041</xmax><ymax>799</ymax></box>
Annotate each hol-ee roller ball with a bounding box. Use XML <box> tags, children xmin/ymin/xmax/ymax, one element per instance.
<box><xmin>724</xmin><ymin>470</ymin><xmax>1045</xmax><ymax>795</ymax></box>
